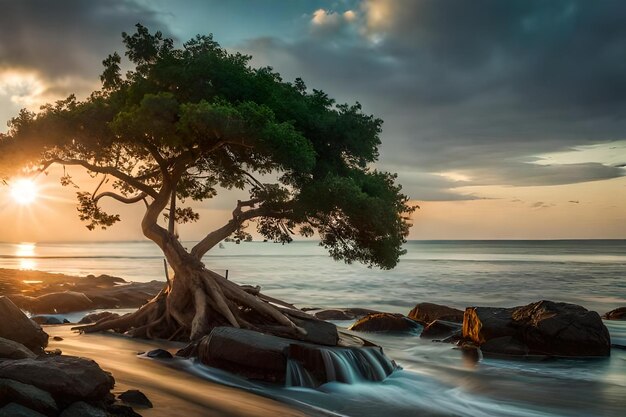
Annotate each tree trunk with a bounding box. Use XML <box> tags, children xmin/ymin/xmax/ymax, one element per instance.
<box><xmin>73</xmin><ymin>236</ymin><xmax>307</xmax><ymax>342</ymax></box>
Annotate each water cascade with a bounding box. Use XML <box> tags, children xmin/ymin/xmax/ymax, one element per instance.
<box><xmin>286</xmin><ymin>346</ymin><xmax>397</xmax><ymax>388</ymax></box>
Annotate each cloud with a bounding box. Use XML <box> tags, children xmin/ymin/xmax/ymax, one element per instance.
<box><xmin>0</xmin><ymin>0</ymin><xmax>168</xmax><ymax>125</ymax></box>
<box><xmin>239</xmin><ymin>0</ymin><xmax>626</xmax><ymax>200</ymax></box>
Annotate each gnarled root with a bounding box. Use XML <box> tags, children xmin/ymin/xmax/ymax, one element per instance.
<box><xmin>71</xmin><ymin>266</ymin><xmax>308</xmax><ymax>342</ymax></box>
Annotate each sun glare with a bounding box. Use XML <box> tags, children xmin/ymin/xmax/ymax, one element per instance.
<box><xmin>10</xmin><ymin>179</ymin><xmax>39</xmax><ymax>205</ymax></box>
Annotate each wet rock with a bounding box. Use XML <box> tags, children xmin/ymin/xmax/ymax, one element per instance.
<box><xmin>463</xmin><ymin>300</ymin><xmax>611</xmax><ymax>357</ymax></box>
<box><xmin>30</xmin><ymin>292</ymin><xmax>93</xmax><ymax>314</ymax></box>
<box><xmin>197</xmin><ymin>327</ymin><xmax>396</xmax><ymax>386</ymax></box>
<box><xmin>420</xmin><ymin>320</ymin><xmax>462</xmax><ymax>340</ymax></box>
<box><xmin>314</xmin><ymin>308</ymin><xmax>380</xmax><ymax>321</ymax></box>
<box><xmin>408</xmin><ymin>303</ymin><xmax>464</xmax><ymax>325</ymax></box>
<box><xmin>146</xmin><ymin>349</ymin><xmax>173</xmax><ymax>359</ymax></box>
<box><xmin>0</xmin><ymin>403</ymin><xmax>46</xmax><ymax>417</ymax></box>
<box><xmin>0</xmin><ymin>356</ymin><xmax>114</xmax><ymax>405</ymax></box>
<box><xmin>4</xmin><ymin>294</ymin><xmax>38</xmax><ymax>311</ymax></box>
<box><xmin>83</xmin><ymin>274</ymin><xmax>126</xmax><ymax>287</ymax></box>
<box><xmin>0</xmin><ymin>338</ymin><xmax>37</xmax><ymax>359</ymax></box>
<box><xmin>0</xmin><ymin>297</ymin><xmax>48</xmax><ymax>354</ymax></box>
<box><xmin>0</xmin><ymin>378</ymin><xmax>57</xmax><ymax>416</ymax></box>
<box><xmin>118</xmin><ymin>389</ymin><xmax>153</xmax><ymax>408</ymax></box>
<box><xmin>198</xmin><ymin>327</ymin><xmax>290</xmax><ymax>383</ymax></box>
<box><xmin>31</xmin><ymin>316</ymin><xmax>65</xmax><ymax>325</ymax></box>
<box><xmin>78</xmin><ymin>311</ymin><xmax>120</xmax><ymax>325</ymax></box>
<box><xmin>105</xmin><ymin>404</ymin><xmax>143</xmax><ymax>417</ymax></box>
<box><xmin>59</xmin><ymin>402</ymin><xmax>107</xmax><ymax>417</ymax></box>
<box><xmin>349</xmin><ymin>313</ymin><xmax>420</xmax><ymax>333</ymax></box>
<box><xmin>602</xmin><ymin>307</ymin><xmax>626</xmax><ymax>320</ymax></box>
<box><xmin>52</xmin><ymin>336</ymin><xmax>63</xmax><ymax>341</ymax></box>
<box><xmin>290</xmin><ymin>316</ymin><xmax>338</xmax><ymax>346</ymax></box>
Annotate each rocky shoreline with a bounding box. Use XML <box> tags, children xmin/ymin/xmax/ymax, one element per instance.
<box><xmin>1</xmin><ymin>268</ymin><xmax>625</xmax><ymax>415</ymax></box>
<box><xmin>0</xmin><ymin>296</ymin><xmax>144</xmax><ymax>417</ymax></box>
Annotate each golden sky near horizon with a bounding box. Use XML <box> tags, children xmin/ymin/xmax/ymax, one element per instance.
<box><xmin>0</xmin><ymin>165</ymin><xmax>624</xmax><ymax>242</ymax></box>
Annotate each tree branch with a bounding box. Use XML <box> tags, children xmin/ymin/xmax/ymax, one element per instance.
<box><xmin>93</xmin><ymin>191</ymin><xmax>147</xmax><ymax>205</ymax></box>
<box><xmin>190</xmin><ymin>201</ymin><xmax>290</xmax><ymax>260</ymax></box>
<box><xmin>41</xmin><ymin>158</ymin><xmax>159</xmax><ymax>198</ymax></box>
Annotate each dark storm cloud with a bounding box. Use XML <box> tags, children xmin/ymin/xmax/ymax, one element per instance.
<box><xmin>239</xmin><ymin>0</ymin><xmax>626</xmax><ymax>199</ymax></box>
<box><xmin>0</xmin><ymin>0</ymin><xmax>166</xmax><ymax>79</ymax></box>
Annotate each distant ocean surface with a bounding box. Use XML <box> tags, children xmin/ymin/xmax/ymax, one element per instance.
<box><xmin>1</xmin><ymin>240</ymin><xmax>625</xmax><ymax>416</ymax></box>
<box><xmin>1</xmin><ymin>239</ymin><xmax>624</xmax><ymax>314</ymax></box>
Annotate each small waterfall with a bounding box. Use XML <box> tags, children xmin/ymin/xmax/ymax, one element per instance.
<box><xmin>286</xmin><ymin>359</ymin><xmax>316</xmax><ymax>388</ymax></box>
<box><xmin>286</xmin><ymin>346</ymin><xmax>397</xmax><ymax>387</ymax></box>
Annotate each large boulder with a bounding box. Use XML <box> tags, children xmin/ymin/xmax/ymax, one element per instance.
<box><xmin>349</xmin><ymin>313</ymin><xmax>420</xmax><ymax>333</ymax></box>
<box><xmin>408</xmin><ymin>302</ymin><xmax>464</xmax><ymax>324</ymax></box>
<box><xmin>0</xmin><ymin>338</ymin><xmax>36</xmax><ymax>360</ymax></box>
<box><xmin>463</xmin><ymin>300</ymin><xmax>611</xmax><ymax>357</ymax></box>
<box><xmin>0</xmin><ymin>297</ymin><xmax>48</xmax><ymax>354</ymax></box>
<box><xmin>0</xmin><ymin>378</ymin><xmax>57</xmax><ymax>416</ymax></box>
<box><xmin>197</xmin><ymin>327</ymin><xmax>396</xmax><ymax>386</ymax></box>
<box><xmin>603</xmin><ymin>307</ymin><xmax>626</xmax><ymax>320</ymax></box>
<box><xmin>0</xmin><ymin>356</ymin><xmax>114</xmax><ymax>405</ymax></box>
<box><xmin>30</xmin><ymin>292</ymin><xmax>93</xmax><ymax>314</ymax></box>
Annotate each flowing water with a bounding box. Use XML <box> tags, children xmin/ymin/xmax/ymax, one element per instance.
<box><xmin>2</xmin><ymin>240</ymin><xmax>626</xmax><ymax>416</ymax></box>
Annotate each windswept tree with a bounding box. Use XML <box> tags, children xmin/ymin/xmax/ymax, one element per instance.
<box><xmin>0</xmin><ymin>25</ymin><xmax>415</xmax><ymax>342</ymax></box>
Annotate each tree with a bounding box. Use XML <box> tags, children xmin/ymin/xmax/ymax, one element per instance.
<box><xmin>0</xmin><ymin>25</ymin><xmax>415</xmax><ymax>342</ymax></box>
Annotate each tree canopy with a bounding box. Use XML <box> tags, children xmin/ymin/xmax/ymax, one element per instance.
<box><xmin>0</xmin><ymin>24</ymin><xmax>415</xmax><ymax>269</ymax></box>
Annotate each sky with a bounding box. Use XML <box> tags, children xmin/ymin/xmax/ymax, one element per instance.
<box><xmin>0</xmin><ymin>0</ymin><xmax>625</xmax><ymax>242</ymax></box>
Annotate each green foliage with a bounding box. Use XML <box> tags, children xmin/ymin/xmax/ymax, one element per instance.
<box><xmin>0</xmin><ymin>24</ymin><xmax>416</xmax><ymax>269</ymax></box>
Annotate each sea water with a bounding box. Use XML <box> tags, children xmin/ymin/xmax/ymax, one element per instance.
<box><xmin>1</xmin><ymin>240</ymin><xmax>625</xmax><ymax>416</ymax></box>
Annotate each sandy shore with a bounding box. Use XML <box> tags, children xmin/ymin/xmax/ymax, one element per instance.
<box><xmin>45</xmin><ymin>325</ymin><xmax>315</xmax><ymax>417</ymax></box>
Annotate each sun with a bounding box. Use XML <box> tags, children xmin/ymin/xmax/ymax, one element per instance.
<box><xmin>10</xmin><ymin>179</ymin><xmax>39</xmax><ymax>205</ymax></box>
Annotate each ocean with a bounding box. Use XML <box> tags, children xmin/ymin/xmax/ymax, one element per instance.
<box><xmin>1</xmin><ymin>239</ymin><xmax>625</xmax><ymax>416</ymax></box>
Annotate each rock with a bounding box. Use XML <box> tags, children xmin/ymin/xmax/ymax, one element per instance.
<box><xmin>0</xmin><ymin>378</ymin><xmax>57</xmax><ymax>416</ymax></box>
<box><xmin>105</xmin><ymin>404</ymin><xmax>142</xmax><ymax>417</ymax></box>
<box><xmin>0</xmin><ymin>403</ymin><xmax>47</xmax><ymax>417</ymax></box>
<box><xmin>290</xmin><ymin>316</ymin><xmax>338</xmax><ymax>346</ymax></box>
<box><xmin>83</xmin><ymin>274</ymin><xmax>126</xmax><ymax>287</ymax></box>
<box><xmin>197</xmin><ymin>327</ymin><xmax>396</xmax><ymax>386</ymax></box>
<box><xmin>78</xmin><ymin>311</ymin><xmax>120</xmax><ymax>324</ymax></box>
<box><xmin>349</xmin><ymin>313</ymin><xmax>421</xmax><ymax>333</ymax></box>
<box><xmin>0</xmin><ymin>356</ymin><xmax>114</xmax><ymax>405</ymax></box>
<box><xmin>118</xmin><ymin>389</ymin><xmax>153</xmax><ymax>408</ymax></box>
<box><xmin>4</xmin><ymin>295</ymin><xmax>37</xmax><ymax>311</ymax></box>
<box><xmin>0</xmin><ymin>297</ymin><xmax>48</xmax><ymax>354</ymax></box>
<box><xmin>420</xmin><ymin>320</ymin><xmax>462</xmax><ymax>340</ymax></box>
<box><xmin>0</xmin><ymin>338</ymin><xmax>37</xmax><ymax>359</ymax></box>
<box><xmin>30</xmin><ymin>292</ymin><xmax>93</xmax><ymax>314</ymax></box>
<box><xmin>52</xmin><ymin>336</ymin><xmax>63</xmax><ymax>341</ymax></box>
<box><xmin>463</xmin><ymin>306</ymin><xmax>517</xmax><ymax>342</ymax></box>
<box><xmin>408</xmin><ymin>302</ymin><xmax>464</xmax><ymax>325</ymax></box>
<box><xmin>314</xmin><ymin>308</ymin><xmax>380</xmax><ymax>321</ymax></box>
<box><xmin>59</xmin><ymin>402</ymin><xmax>107</xmax><ymax>417</ymax></box>
<box><xmin>198</xmin><ymin>327</ymin><xmax>290</xmax><ymax>382</ymax></box>
<box><xmin>146</xmin><ymin>349</ymin><xmax>173</xmax><ymax>359</ymax></box>
<box><xmin>603</xmin><ymin>307</ymin><xmax>626</xmax><ymax>320</ymax></box>
<box><xmin>479</xmin><ymin>336</ymin><xmax>530</xmax><ymax>356</ymax></box>
<box><xmin>463</xmin><ymin>300</ymin><xmax>611</xmax><ymax>357</ymax></box>
<box><xmin>31</xmin><ymin>316</ymin><xmax>65</xmax><ymax>325</ymax></box>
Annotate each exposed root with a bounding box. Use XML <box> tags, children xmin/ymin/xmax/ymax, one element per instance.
<box><xmin>71</xmin><ymin>266</ymin><xmax>310</xmax><ymax>342</ymax></box>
